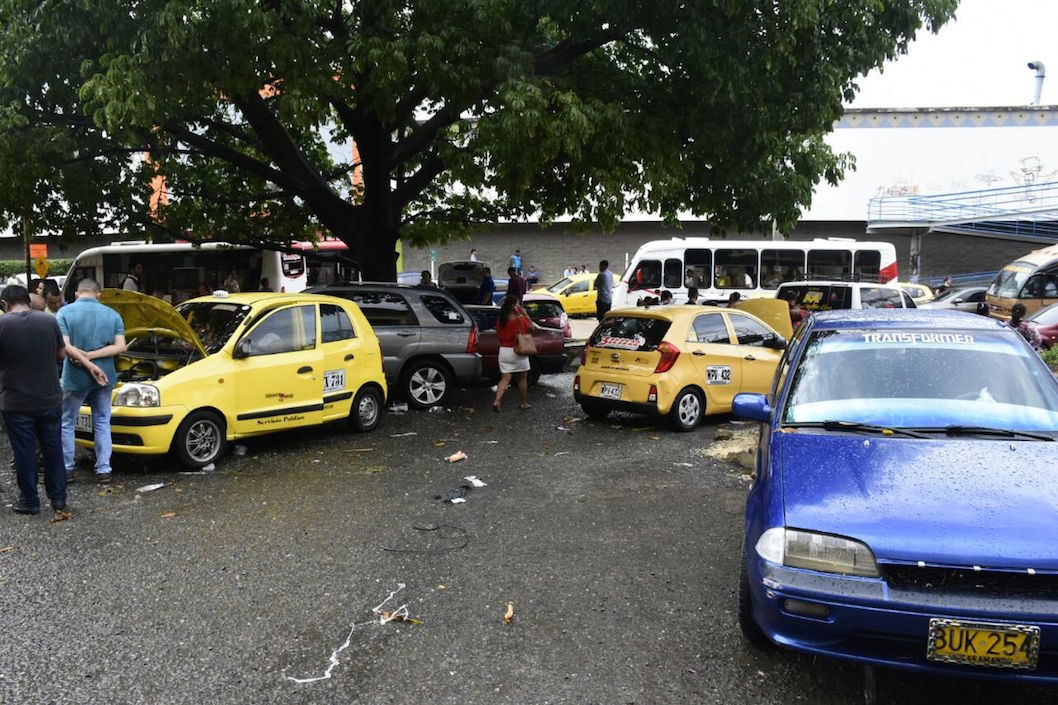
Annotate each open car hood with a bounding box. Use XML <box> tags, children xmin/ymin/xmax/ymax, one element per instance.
<box><xmin>99</xmin><ymin>289</ymin><xmax>208</xmax><ymax>357</ymax></box>
<box><xmin>735</xmin><ymin>298</ymin><xmax>793</xmax><ymax>339</ymax></box>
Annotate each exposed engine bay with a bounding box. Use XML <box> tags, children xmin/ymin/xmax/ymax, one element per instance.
<box><xmin>117</xmin><ymin>334</ymin><xmax>203</xmax><ymax>382</ymax></box>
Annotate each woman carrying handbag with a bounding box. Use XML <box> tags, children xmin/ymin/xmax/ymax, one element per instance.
<box><xmin>493</xmin><ymin>296</ymin><xmax>534</xmax><ymax>412</ymax></box>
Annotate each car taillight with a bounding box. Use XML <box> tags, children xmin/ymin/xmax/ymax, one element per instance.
<box><xmin>654</xmin><ymin>341</ymin><xmax>680</xmax><ymax>373</ymax></box>
<box><xmin>573</xmin><ymin>375</ymin><xmax>580</xmax><ymax>392</ymax></box>
<box><xmin>581</xmin><ymin>346</ymin><xmax>589</xmax><ymax>366</ymax></box>
<box><xmin>467</xmin><ymin>324</ymin><xmax>478</xmax><ymax>353</ymax></box>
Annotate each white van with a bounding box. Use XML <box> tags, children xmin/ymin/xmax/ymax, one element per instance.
<box><xmin>612</xmin><ymin>237</ymin><xmax>899</xmax><ymax>307</ymax></box>
<box><xmin>775</xmin><ymin>280</ymin><xmax>916</xmax><ymax>310</ymax></box>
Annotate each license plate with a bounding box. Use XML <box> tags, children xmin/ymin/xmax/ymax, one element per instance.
<box><xmin>599</xmin><ymin>383</ymin><xmax>623</xmax><ymax>400</ymax></box>
<box><xmin>75</xmin><ymin>412</ymin><xmax>92</xmax><ymax>433</ymax></box>
<box><xmin>927</xmin><ymin>618</ymin><xmax>1040</xmax><ymax>670</ymax></box>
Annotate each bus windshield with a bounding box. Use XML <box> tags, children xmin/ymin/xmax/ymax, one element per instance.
<box><xmin>988</xmin><ymin>262</ymin><xmax>1034</xmax><ymax>298</ymax></box>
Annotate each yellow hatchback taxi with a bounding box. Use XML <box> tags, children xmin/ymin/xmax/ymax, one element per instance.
<box><xmin>74</xmin><ymin>290</ymin><xmax>387</xmax><ymax>468</ymax></box>
<box><xmin>573</xmin><ymin>305</ymin><xmax>786</xmax><ymax>430</ymax></box>
<box><xmin>533</xmin><ymin>272</ymin><xmax>598</xmax><ymax>316</ymax></box>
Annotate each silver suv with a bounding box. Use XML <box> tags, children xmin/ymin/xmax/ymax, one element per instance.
<box><xmin>307</xmin><ymin>283</ymin><xmax>481</xmax><ymax>409</ymax></box>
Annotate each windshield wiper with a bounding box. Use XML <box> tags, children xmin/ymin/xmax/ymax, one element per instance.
<box><xmin>785</xmin><ymin>420</ymin><xmax>928</xmax><ymax>438</ymax></box>
<box><xmin>935</xmin><ymin>425</ymin><xmax>1055</xmax><ymax>442</ymax></box>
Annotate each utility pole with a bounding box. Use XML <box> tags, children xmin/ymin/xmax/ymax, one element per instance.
<box><xmin>22</xmin><ymin>210</ymin><xmax>30</xmax><ymax>285</ymax></box>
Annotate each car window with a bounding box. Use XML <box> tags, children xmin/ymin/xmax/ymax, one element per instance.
<box><xmin>320</xmin><ymin>303</ymin><xmax>356</xmax><ymax>343</ymax></box>
<box><xmin>900</xmin><ymin>291</ymin><xmax>916</xmax><ymax>308</ymax></box>
<box><xmin>421</xmin><ymin>295</ymin><xmax>466</xmax><ymax>324</ymax></box>
<box><xmin>806</xmin><ymin>249</ymin><xmax>851</xmax><ymax>279</ymax></box>
<box><xmin>547</xmin><ymin>277</ymin><xmax>573</xmax><ymax>293</ymax></box>
<box><xmin>853</xmin><ymin>250</ymin><xmax>881</xmax><ymax>281</ymax></box>
<box><xmin>567</xmin><ymin>280</ymin><xmax>589</xmax><ymax>294</ymax></box>
<box><xmin>861</xmin><ymin>287</ymin><xmax>904</xmax><ymax>309</ymax></box>
<box><xmin>968</xmin><ymin>291</ymin><xmax>985</xmax><ymax>303</ymax></box>
<box><xmin>242</xmin><ymin>306</ymin><xmax>312</xmax><ymax>356</ymax></box>
<box><xmin>469</xmin><ymin>309</ymin><xmax>498</xmax><ymax>331</ymax></box>
<box><xmin>778</xmin><ymin>285</ymin><xmax>850</xmax><ymax>311</ymax></box>
<box><xmin>523</xmin><ymin>300</ymin><xmax>563</xmax><ymax>319</ymax></box>
<box><xmin>338</xmin><ymin>291</ymin><xmax>417</xmax><ymax>326</ymax></box>
<box><xmin>782</xmin><ymin>329</ymin><xmax>1058</xmax><ymax>432</ymax></box>
<box><xmin>728</xmin><ymin>313</ymin><xmax>775</xmax><ymax>346</ymax></box>
<box><xmin>715</xmin><ymin>249</ymin><xmax>757</xmax><ymax>289</ymax></box>
<box><xmin>590</xmin><ymin>316</ymin><xmax>671</xmax><ymax>351</ymax></box>
<box><xmin>631</xmin><ymin>260</ymin><xmax>662</xmax><ymax>289</ymax></box>
<box><xmin>760</xmin><ymin>249</ymin><xmax>804</xmax><ymax>289</ymax></box>
<box><xmin>663</xmin><ymin>258</ymin><xmax>683</xmax><ymax>289</ymax></box>
<box><xmin>689</xmin><ymin>313</ymin><xmax>731</xmax><ymax>344</ymax></box>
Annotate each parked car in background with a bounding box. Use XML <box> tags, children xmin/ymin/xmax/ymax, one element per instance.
<box><xmin>465</xmin><ymin>305</ymin><xmax>567</xmax><ymax>384</ymax></box>
<box><xmin>1030</xmin><ymin>302</ymin><xmax>1058</xmax><ymax>347</ymax></box>
<box><xmin>920</xmin><ymin>286</ymin><xmax>988</xmax><ymax>312</ymax></box>
<box><xmin>897</xmin><ymin>281</ymin><xmax>935</xmax><ymax>305</ymax></box>
<box><xmin>776</xmin><ymin>280</ymin><xmax>916</xmax><ymax>311</ymax></box>
<box><xmin>307</xmin><ymin>282</ymin><xmax>480</xmax><ymax>409</ymax></box>
<box><xmin>521</xmin><ymin>293</ymin><xmax>572</xmax><ymax>340</ymax></box>
<box><xmin>574</xmin><ymin>305</ymin><xmax>786</xmax><ymax>430</ymax></box>
<box><xmin>77</xmin><ymin>290</ymin><xmax>387</xmax><ymax>469</ymax></box>
<box><xmin>734</xmin><ymin>309</ymin><xmax>1058</xmax><ymax>685</ymax></box>
<box><xmin>533</xmin><ymin>272</ymin><xmax>598</xmax><ymax>316</ymax></box>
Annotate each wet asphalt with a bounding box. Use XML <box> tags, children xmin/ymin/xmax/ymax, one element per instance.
<box><xmin>0</xmin><ymin>372</ymin><xmax>1054</xmax><ymax>705</ymax></box>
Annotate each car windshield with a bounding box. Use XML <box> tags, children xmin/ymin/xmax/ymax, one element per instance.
<box><xmin>177</xmin><ymin>301</ymin><xmax>252</xmax><ymax>354</ymax></box>
<box><xmin>590</xmin><ymin>316</ymin><xmax>671</xmax><ymax>351</ymax></box>
<box><xmin>547</xmin><ymin>278</ymin><xmax>573</xmax><ymax>293</ymax></box>
<box><xmin>987</xmin><ymin>263</ymin><xmax>1033</xmax><ymax>298</ymax></box>
<box><xmin>932</xmin><ymin>288</ymin><xmax>966</xmax><ymax>303</ymax></box>
<box><xmin>1030</xmin><ymin>304</ymin><xmax>1058</xmax><ymax>327</ymax></box>
<box><xmin>783</xmin><ymin>328</ymin><xmax>1058</xmax><ymax>432</ymax></box>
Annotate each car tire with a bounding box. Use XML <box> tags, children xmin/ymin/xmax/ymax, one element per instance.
<box><xmin>738</xmin><ymin>543</ymin><xmax>769</xmax><ymax>646</ymax></box>
<box><xmin>402</xmin><ymin>359</ymin><xmax>453</xmax><ymax>409</ymax></box>
<box><xmin>669</xmin><ymin>387</ymin><xmax>704</xmax><ymax>431</ymax></box>
<box><xmin>173</xmin><ymin>410</ymin><xmax>227</xmax><ymax>469</ymax></box>
<box><xmin>350</xmin><ymin>386</ymin><xmax>383</xmax><ymax>432</ymax></box>
<box><xmin>580</xmin><ymin>400</ymin><xmax>609</xmax><ymax>420</ymax></box>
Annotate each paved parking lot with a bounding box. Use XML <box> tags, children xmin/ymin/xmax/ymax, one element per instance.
<box><xmin>0</xmin><ymin>373</ymin><xmax>1053</xmax><ymax>704</ymax></box>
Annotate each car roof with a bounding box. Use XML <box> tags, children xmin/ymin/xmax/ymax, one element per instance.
<box><xmin>607</xmin><ymin>304</ymin><xmax>728</xmax><ymax>321</ymax></box>
<box><xmin>808</xmin><ymin>308</ymin><xmax>1010</xmax><ymax>331</ymax></box>
<box><xmin>778</xmin><ymin>280</ymin><xmax>899</xmax><ymax>289</ymax></box>
<box><xmin>185</xmin><ymin>291</ymin><xmax>316</xmax><ymax>305</ymax></box>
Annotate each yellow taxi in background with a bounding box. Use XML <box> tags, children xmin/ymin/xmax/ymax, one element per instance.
<box><xmin>76</xmin><ymin>290</ymin><xmax>387</xmax><ymax>469</ymax></box>
<box><xmin>574</xmin><ymin>305</ymin><xmax>786</xmax><ymax>430</ymax></box>
<box><xmin>533</xmin><ymin>272</ymin><xmax>598</xmax><ymax>316</ymax></box>
<box><xmin>898</xmin><ymin>281</ymin><xmax>935</xmax><ymax>305</ymax></box>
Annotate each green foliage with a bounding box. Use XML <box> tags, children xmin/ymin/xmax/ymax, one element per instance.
<box><xmin>0</xmin><ymin>0</ymin><xmax>958</xmax><ymax>277</ymax></box>
<box><xmin>1040</xmin><ymin>345</ymin><xmax>1058</xmax><ymax>371</ymax></box>
<box><xmin>0</xmin><ymin>259</ymin><xmax>73</xmax><ymax>279</ymax></box>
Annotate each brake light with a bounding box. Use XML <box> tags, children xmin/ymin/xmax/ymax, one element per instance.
<box><xmin>573</xmin><ymin>375</ymin><xmax>580</xmax><ymax>392</ymax></box>
<box><xmin>654</xmin><ymin>341</ymin><xmax>680</xmax><ymax>373</ymax></box>
<box><xmin>467</xmin><ymin>324</ymin><xmax>478</xmax><ymax>353</ymax></box>
<box><xmin>581</xmin><ymin>346</ymin><xmax>588</xmax><ymax>366</ymax></box>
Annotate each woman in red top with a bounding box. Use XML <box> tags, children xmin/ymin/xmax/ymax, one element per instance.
<box><xmin>493</xmin><ymin>296</ymin><xmax>533</xmax><ymax>412</ymax></box>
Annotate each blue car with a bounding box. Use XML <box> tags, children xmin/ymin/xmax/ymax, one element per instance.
<box><xmin>734</xmin><ymin>309</ymin><xmax>1058</xmax><ymax>682</ymax></box>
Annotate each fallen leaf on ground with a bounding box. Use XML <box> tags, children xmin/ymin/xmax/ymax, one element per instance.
<box><xmin>160</xmin><ymin>511</ymin><xmax>177</xmax><ymax>519</ymax></box>
<box><xmin>351</xmin><ymin>448</ymin><xmax>374</xmax><ymax>453</ymax></box>
<box><xmin>633</xmin><ymin>426</ymin><xmax>654</xmax><ymax>432</ymax></box>
<box><xmin>649</xmin><ymin>435</ymin><xmax>660</xmax><ymax>441</ymax></box>
<box><xmin>503</xmin><ymin>602</ymin><xmax>515</xmax><ymax>624</ymax></box>
<box><xmin>379</xmin><ymin>610</ymin><xmax>423</xmax><ymax>625</ymax></box>
<box><xmin>51</xmin><ymin>510</ymin><xmax>72</xmax><ymax>523</ymax></box>
<box><xmin>0</xmin><ymin>545</ymin><xmax>13</xmax><ymax>554</ymax></box>
<box><xmin>433</xmin><ymin>440</ymin><xmax>447</xmax><ymax>447</ymax></box>
<box><xmin>98</xmin><ymin>486</ymin><xmax>118</xmax><ymax>496</ymax></box>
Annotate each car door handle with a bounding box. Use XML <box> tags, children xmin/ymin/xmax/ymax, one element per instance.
<box><xmin>691</xmin><ymin>350</ymin><xmax>706</xmax><ymax>356</ymax></box>
<box><xmin>397</xmin><ymin>331</ymin><xmax>415</xmax><ymax>337</ymax></box>
<box><xmin>744</xmin><ymin>355</ymin><xmax>756</xmax><ymax>361</ymax></box>
<box><xmin>344</xmin><ymin>354</ymin><xmax>355</xmax><ymax>362</ymax></box>
<box><xmin>297</xmin><ymin>366</ymin><xmax>313</xmax><ymax>374</ymax></box>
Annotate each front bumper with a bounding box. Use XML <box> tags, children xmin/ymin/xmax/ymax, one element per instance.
<box><xmin>748</xmin><ymin>557</ymin><xmax>1058</xmax><ymax>682</ymax></box>
<box><xmin>75</xmin><ymin>405</ymin><xmax>185</xmax><ymax>455</ymax></box>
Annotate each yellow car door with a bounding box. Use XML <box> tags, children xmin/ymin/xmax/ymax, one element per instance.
<box><xmin>231</xmin><ymin>304</ymin><xmax>324</xmax><ymax>435</ymax></box>
<box><xmin>318</xmin><ymin>301</ymin><xmax>366</xmax><ymax>421</ymax></box>
<box><xmin>562</xmin><ymin>280</ymin><xmax>593</xmax><ymax>315</ymax></box>
<box><xmin>724</xmin><ymin>311</ymin><xmax>784</xmax><ymax>393</ymax></box>
<box><xmin>684</xmin><ymin>311</ymin><xmax>743</xmax><ymax>410</ymax></box>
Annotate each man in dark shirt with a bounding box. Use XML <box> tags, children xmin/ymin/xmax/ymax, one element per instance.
<box><xmin>506</xmin><ymin>266</ymin><xmax>527</xmax><ymax>304</ymax></box>
<box><xmin>0</xmin><ymin>285</ymin><xmax>105</xmax><ymax>515</ymax></box>
<box><xmin>477</xmin><ymin>267</ymin><xmax>497</xmax><ymax>304</ymax></box>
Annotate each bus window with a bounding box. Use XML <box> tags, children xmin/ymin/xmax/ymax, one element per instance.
<box><xmin>714</xmin><ymin>249</ymin><xmax>758</xmax><ymax>289</ymax></box>
<box><xmin>854</xmin><ymin>250</ymin><xmax>881</xmax><ymax>282</ymax></box>
<box><xmin>629</xmin><ymin>259</ymin><xmax>662</xmax><ymax>290</ymax></box>
<box><xmin>807</xmin><ymin>250</ymin><xmax>851</xmax><ymax>279</ymax></box>
<box><xmin>685</xmin><ymin>249</ymin><xmax>711</xmax><ymax>288</ymax></box>
<box><xmin>760</xmin><ymin>249</ymin><xmax>804</xmax><ymax>289</ymax></box>
<box><xmin>663</xmin><ymin>258</ymin><xmax>683</xmax><ymax>289</ymax></box>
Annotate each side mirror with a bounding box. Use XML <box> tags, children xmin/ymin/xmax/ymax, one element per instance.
<box><xmin>952</xmin><ymin>298</ymin><xmax>963</xmax><ymax>304</ymax></box>
<box><xmin>764</xmin><ymin>335</ymin><xmax>787</xmax><ymax>350</ymax></box>
<box><xmin>733</xmin><ymin>393</ymin><xmax>771</xmax><ymax>423</ymax></box>
<box><xmin>233</xmin><ymin>338</ymin><xmax>252</xmax><ymax>359</ymax></box>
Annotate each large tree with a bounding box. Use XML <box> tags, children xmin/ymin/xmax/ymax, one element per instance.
<box><xmin>0</xmin><ymin>0</ymin><xmax>956</xmax><ymax>279</ymax></box>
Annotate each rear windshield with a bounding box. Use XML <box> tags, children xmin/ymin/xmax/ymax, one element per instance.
<box><xmin>332</xmin><ymin>291</ymin><xmax>417</xmax><ymax>327</ymax></box>
<box><xmin>421</xmin><ymin>295</ymin><xmax>466</xmax><ymax>324</ymax></box>
<box><xmin>523</xmin><ymin>300</ymin><xmax>563</xmax><ymax>319</ymax></box>
<box><xmin>783</xmin><ymin>329</ymin><xmax>1058</xmax><ymax>431</ymax></box>
<box><xmin>778</xmin><ymin>285</ymin><xmax>851</xmax><ymax>311</ymax></box>
<box><xmin>590</xmin><ymin>317</ymin><xmax>671</xmax><ymax>351</ymax></box>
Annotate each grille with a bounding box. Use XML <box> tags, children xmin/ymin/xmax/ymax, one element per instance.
<box><xmin>883</xmin><ymin>565</ymin><xmax>1058</xmax><ymax>599</ymax></box>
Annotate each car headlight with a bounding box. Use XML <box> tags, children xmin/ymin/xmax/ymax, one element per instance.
<box><xmin>114</xmin><ymin>383</ymin><xmax>161</xmax><ymax>408</ymax></box>
<box><xmin>755</xmin><ymin>527</ymin><xmax>880</xmax><ymax>578</ymax></box>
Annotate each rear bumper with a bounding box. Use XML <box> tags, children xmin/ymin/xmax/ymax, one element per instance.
<box><xmin>444</xmin><ymin>353</ymin><xmax>482</xmax><ymax>383</ymax></box>
<box><xmin>747</xmin><ymin>557</ymin><xmax>1058</xmax><ymax>682</ymax></box>
<box><xmin>574</xmin><ymin>391</ymin><xmax>660</xmax><ymax>416</ymax></box>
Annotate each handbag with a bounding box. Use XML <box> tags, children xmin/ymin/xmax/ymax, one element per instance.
<box><xmin>514</xmin><ymin>332</ymin><xmax>537</xmax><ymax>356</ymax></box>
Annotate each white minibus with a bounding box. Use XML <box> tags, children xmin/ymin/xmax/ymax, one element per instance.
<box><xmin>611</xmin><ymin>237</ymin><xmax>899</xmax><ymax>307</ymax></box>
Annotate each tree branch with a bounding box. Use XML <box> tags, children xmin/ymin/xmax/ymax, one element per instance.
<box><xmin>393</xmin><ymin>152</ymin><xmax>446</xmax><ymax>209</ymax></box>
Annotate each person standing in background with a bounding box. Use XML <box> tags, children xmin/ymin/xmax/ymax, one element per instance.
<box><xmin>507</xmin><ymin>266</ymin><xmax>527</xmax><ymax>304</ymax></box>
<box><xmin>478</xmin><ymin>267</ymin><xmax>496</xmax><ymax>304</ymax></box>
<box><xmin>526</xmin><ymin>265</ymin><xmax>540</xmax><ymax>286</ymax></box>
<box><xmin>122</xmin><ymin>262</ymin><xmax>144</xmax><ymax>292</ymax></box>
<box><xmin>57</xmin><ymin>279</ymin><xmax>126</xmax><ymax>484</ymax></box>
<box><xmin>222</xmin><ymin>270</ymin><xmax>241</xmax><ymax>293</ymax></box>
<box><xmin>469</xmin><ymin>249</ymin><xmax>478</xmax><ymax>262</ymax></box>
<box><xmin>509</xmin><ymin>249</ymin><xmax>522</xmax><ymax>275</ymax></box>
<box><xmin>43</xmin><ymin>280</ymin><xmax>63</xmax><ymax>315</ymax></box>
<box><xmin>594</xmin><ymin>260</ymin><xmax>613</xmax><ymax>322</ymax></box>
<box><xmin>0</xmin><ymin>285</ymin><xmax>106</xmax><ymax>516</ymax></box>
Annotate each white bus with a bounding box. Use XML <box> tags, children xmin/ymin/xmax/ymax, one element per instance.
<box><xmin>60</xmin><ymin>241</ymin><xmax>310</xmax><ymax>304</ymax></box>
<box><xmin>612</xmin><ymin>237</ymin><xmax>899</xmax><ymax>307</ymax></box>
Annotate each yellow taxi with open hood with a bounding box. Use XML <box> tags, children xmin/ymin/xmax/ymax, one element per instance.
<box><xmin>573</xmin><ymin>304</ymin><xmax>787</xmax><ymax>430</ymax></box>
<box><xmin>74</xmin><ymin>290</ymin><xmax>387</xmax><ymax>468</ymax></box>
